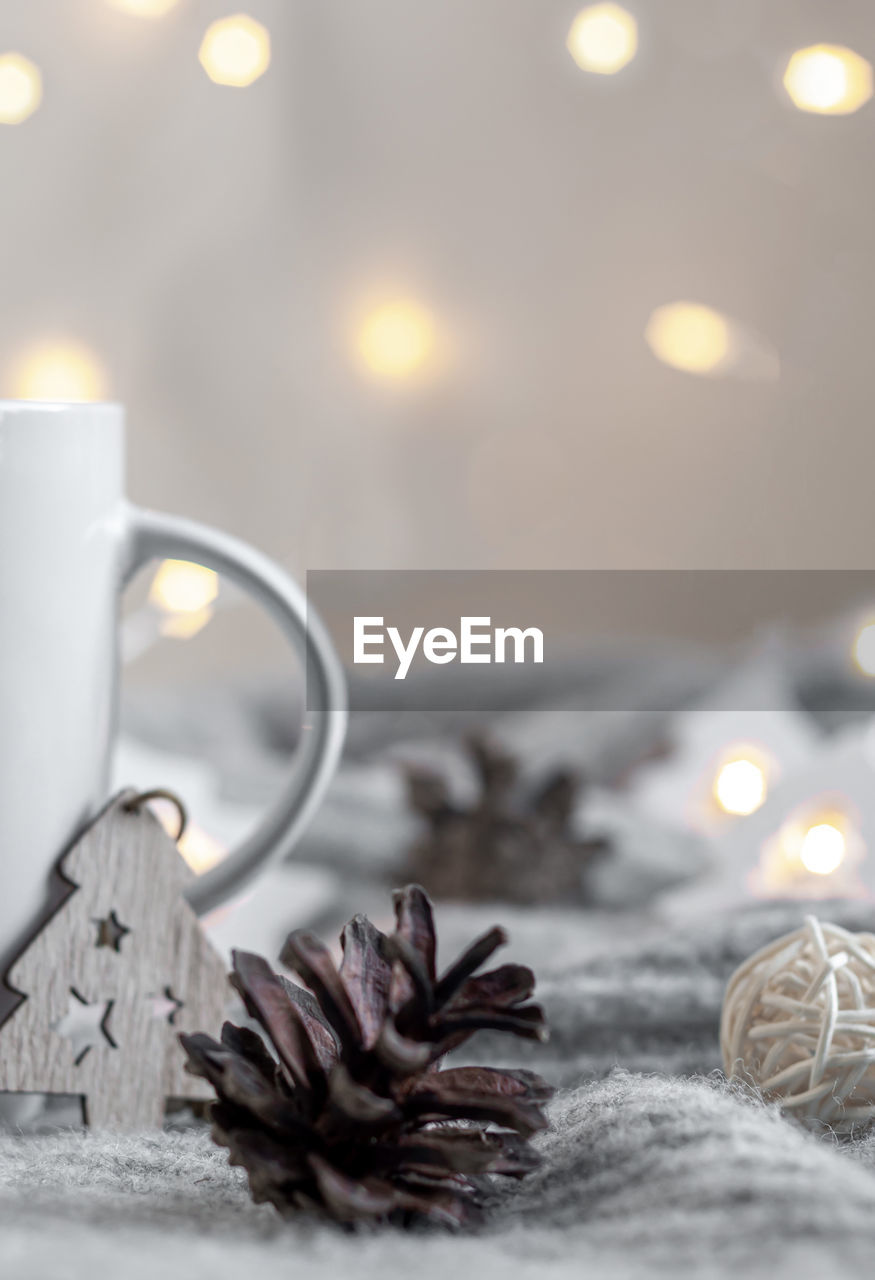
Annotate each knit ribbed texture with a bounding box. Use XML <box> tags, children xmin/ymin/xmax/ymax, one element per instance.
<box><xmin>4</xmin><ymin>899</ymin><xmax>875</xmax><ymax>1279</ymax></box>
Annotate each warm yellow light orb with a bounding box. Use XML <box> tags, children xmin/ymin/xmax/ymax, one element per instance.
<box><xmin>12</xmin><ymin>342</ymin><xmax>107</xmax><ymax>402</ymax></box>
<box><xmin>106</xmin><ymin>0</ymin><xmax>180</xmax><ymax>16</ymax></box>
<box><xmin>853</xmin><ymin>621</ymin><xmax>875</xmax><ymax>676</ymax></box>
<box><xmin>150</xmin><ymin>807</ymin><xmax>226</xmax><ymax>873</ymax></box>
<box><xmin>199</xmin><ymin>15</ymin><xmax>271</xmax><ymax>87</ymax></box>
<box><xmin>356</xmin><ymin>300</ymin><xmax>437</xmax><ymax>381</ymax></box>
<box><xmin>783</xmin><ymin>45</ymin><xmax>873</xmax><ymax>116</ymax></box>
<box><xmin>158</xmin><ymin>606</ymin><xmax>215</xmax><ymax>640</ymax></box>
<box><xmin>799</xmin><ymin>822</ymin><xmax>846</xmax><ymax>876</ymax></box>
<box><xmin>149</xmin><ymin>560</ymin><xmax>219</xmax><ymax>614</ymax></box>
<box><xmin>566</xmin><ymin>4</ymin><xmax>638</xmax><ymax>75</ymax></box>
<box><xmin>0</xmin><ymin>54</ymin><xmax>42</xmax><ymax>125</ymax></box>
<box><xmin>178</xmin><ymin>823</ymin><xmax>226</xmax><ymax>874</ymax></box>
<box><xmin>645</xmin><ymin>301</ymin><xmax>731</xmax><ymax>375</ymax></box>
<box><xmin>714</xmin><ymin>757</ymin><xmax>767</xmax><ymax>817</ymax></box>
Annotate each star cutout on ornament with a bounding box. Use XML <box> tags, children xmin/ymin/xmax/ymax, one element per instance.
<box><xmin>52</xmin><ymin>987</ymin><xmax>117</xmax><ymax>1066</ymax></box>
<box><xmin>148</xmin><ymin>986</ymin><xmax>184</xmax><ymax>1026</ymax></box>
<box><xmin>92</xmin><ymin>910</ymin><xmax>130</xmax><ymax>953</ymax></box>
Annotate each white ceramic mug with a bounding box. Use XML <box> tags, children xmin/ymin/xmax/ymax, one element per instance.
<box><xmin>0</xmin><ymin>399</ymin><xmax>346</xmax><ymax>988</ymax></box>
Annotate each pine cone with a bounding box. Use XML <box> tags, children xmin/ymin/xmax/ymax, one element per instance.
<box><xmin>405</xmin><ymin>734</ymin><xmax>609</xmax><ymax>904</ymax></box>
<box><xmin>180</xmin><ymin>885</ymin><xmax>552</xmax><ymax>1227</ymax></box>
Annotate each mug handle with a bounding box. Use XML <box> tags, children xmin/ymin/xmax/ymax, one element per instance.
<box><xmin>122</xmin><ymin>505</ymin><xmax>347</xmax><ymax>916</ymax></box>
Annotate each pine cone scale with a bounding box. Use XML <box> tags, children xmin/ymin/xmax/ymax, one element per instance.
<box><xmin>374</xmin><ymin>1019</ymin><xmax>432</xmax><ymax>1074</ymax></box>
<box><xmin>404</xmin><ymin>1088</ymin><xmax>548</xmax><ymax>1137</ymax></box>
<box><xmin>392</xmin><ymin>885</ymin><xmax>437</xmax><ymax>980</ymax></box>
<box><xmin>386</xmin><ymin>935</ymin><xmax>436</xmax><ymax>1020</ymax></box>
<box><xmin>308</xmin><ymin>1156</ymin><xmax>398</xmax><ymax>1222</ymax></box>
<box><xmin>392</xmin><ymin>1130</ymin><xmax>539</xmax><ymax>1177</ymax></box>
<box><xmin>276</xmin><ymin>976</ymin><xmax>339</xmax><ymax>1073</ymax></box>
<box><xmin>454</xmin><ymin>963</ymin><xmax>535</xmax><ymax>1009</ymax></box>
<box><xmin>338</xmin><ymin>915</ymin><xmax>392</xmax><ymax>1049</ymax></box>
<box><xmin>214</xmin><ymin>1108</ymin><xmax>314</xmax><ymax>1188</ymax></box>
<box><xmin>231</xmin><ymin>951</ymin><xmax>324</xmax><ymax>1089</ymax></box>
<box><xmin>433</xmin><ymin>927</ymin><xmax>508</xmax><ymax>1005</ymax></box>
<box><xmin>409</xmin><ymin>1065</ymin><xmax>552</xmax><ymax>1102</ymax></box>
<box><xmin>182</xmin><ymin>1032</ymin><xmax>312</xmax><ymax>1138</ymax></box>
<box><xmin>325</xmin><ymin>1062</ymin><xmax>400</xmax><ymax>1126</ymax></box>
<box><xmin>280</xmin><ymin>930</ymin><xmax>363</xmax><ymax>1055</ymax></box>
<box><xmin>437</xmin><ymin>1003</ymin><xmax>548</xmax><ymax>1043</ymax></box>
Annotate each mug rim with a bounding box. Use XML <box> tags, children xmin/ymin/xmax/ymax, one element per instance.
<box><xmin>0</xmin><ymin>399</ymin><xmax>122</xmax><ymax>413</ymax></box>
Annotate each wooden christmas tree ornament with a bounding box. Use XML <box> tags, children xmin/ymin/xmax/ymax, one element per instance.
<box><xmin>0</xmin><ymin>790</ymin><xmax>227</xmax><ymax>1131</ymax></box>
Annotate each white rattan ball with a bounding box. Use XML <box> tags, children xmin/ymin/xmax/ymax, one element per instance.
<box><xmin>721</xmin><ymin>915</ymin><xmax>875</xmax><ymax>1132</ymax></box>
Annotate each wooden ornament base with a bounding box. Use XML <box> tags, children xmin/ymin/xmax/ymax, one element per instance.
<box><xmin>0</xmin><ymin>791</ymin><xmax>227</xmax><ymax>1131</ymax></box>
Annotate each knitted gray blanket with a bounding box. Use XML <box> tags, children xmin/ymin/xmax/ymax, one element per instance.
<box><xmin>3</xmin><ymin>899</ymin><xmax>875</xmax><ymax>1280</ymax></box>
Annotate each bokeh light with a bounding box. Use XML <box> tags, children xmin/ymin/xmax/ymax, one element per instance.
<box><xmin>753</xmin><ymin>803</ymin><xmax>860</xmax><ymax>898</ymax></box>
<box><xmin>151</xmin><ymin>805</ymin><xmax>226</xmax><ymax>875</ymax></box>
<box><xmin>158</xmin><ymin>607</ymin><xmax>214</xmax><ymax>640</ymax></box>
<box><xmin>566</xmin><ymin>4</ymin><xmax>638</xmax><ymax>75</ymax></box>
<box><xmin>199</xmin><ymin>15</ymin><xmax>271</xmax><ymax>88</ymax></box>
<box><xmin>106</xmin><ymin>0</ymin><xmax>180</xmax><ymax>16</ymax></box>
<box><xmin>714</xmin><ymin>755</ymin><xmax>767</xmax><ymax>816</ymax></box>
<box><xmin>356</xmin><ymin>299</ymin><xmax>438</xmax><ymax>381</ymax></box>
<box><xmin>178</xmin><ymin>823</ymin><xmax>226</xmax><ymax>874</ymax></box>
<box><xmin>853</xmin><ymin>620</ymin><xmax>875</xmax><ymax>676</ymax></box>
<box><xmin>777</xmin><ymin>808</ymin><xmax>850</xmax><ymax>879</ymax></box>
<box><xmin>783</xmin><ymin>45</ymin><xmax>873</xmax><ymax>116</ymax></box>
<box><xmin>0</xmin><ymin>54</ymin><xmax>42</xmax><ymax>125</ymax></box>
<box><xmin>149</xmin><ymin>560</ymin><xmax>219</xmax><ymax>614</ymax></box>
<box><xmin>11</xmin><ymin>341</ymin><xmax>107</xmax><ymax>402</ymax></box>
<box><xmin>645</xmin><ymin>302</ymin><xmax>731</xmax><ymax>376</ymax></box>
<box><xmin>799</xmin><ymin>822</ymin><xmax>846</xmax><ymax>876</ymax></box>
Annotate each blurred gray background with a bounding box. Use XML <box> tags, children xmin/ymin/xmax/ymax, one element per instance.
<box><xmin>1</xmin><ymin>0</ymin><xmax>873</xmax><ymax>681</ymax></box>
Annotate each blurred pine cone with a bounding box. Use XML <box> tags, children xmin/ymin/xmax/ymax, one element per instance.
<box><xmin>404</xmin><ymin>734</ymin><xmax>609</xmax><ymax>904</ymax></box>
<box><xmin>181</xmin><ymin>885</ymin><xmax>552</xmax><ymax>1227</ymax></box>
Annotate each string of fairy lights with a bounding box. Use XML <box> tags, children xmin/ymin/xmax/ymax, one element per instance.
<box><xmin>0</xmin><ymin>1</ymin><xmax>871</xmax><ymax>400</ymax></box>
<box><xmin>711</xmin><ymin>750</ymin><xmax>847</xmax><ymax>877</ymax></box>
<box><xmin>3</xmin><ymin>2</ymin><xmax>875</xmax><ymax>886</ymax></box>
